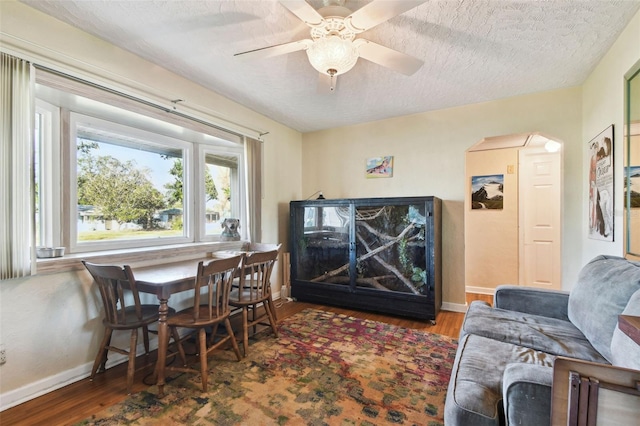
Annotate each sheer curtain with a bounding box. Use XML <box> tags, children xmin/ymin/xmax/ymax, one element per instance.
<box><xmin>244</xmin><ymin>137</ymin><xmax>262</xmax><ymax>243</ymax></box>
<box><xmin>1</xmin><ymin>53</ymin><xmax>35</xmax><ymax>280</ymax></box>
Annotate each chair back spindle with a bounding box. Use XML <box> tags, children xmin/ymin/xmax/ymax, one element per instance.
<box><xmin>238</xmin><ymin>249</ymin><xmax>278</xmax><ymax>302</ymax></box>
<box><xmin>84</xmin><ymin>262</ymin><xmax>145</xmax><ymax>327</ymax></box>
<box><xmin>192</xmin><ymin>254</ymin><xmax>245</xmax><ymax>324</ymax></box>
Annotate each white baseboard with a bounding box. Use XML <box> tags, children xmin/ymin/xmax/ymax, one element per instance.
<box><xmin>0</xmin><ymin>344</ymin><xmax>140</xmax><ymax>412</ymax></box>
<box><xmin>0</xmin><ymin>361</ymin><xmax>95</xmax><ymax>412</ymax></box>
<box><xmin>465</xmin><ymin>286</ymin><xmax>497</xmax><ymax>296</ymax></box>
<box><xmin>440</xmin><ymin>302</ymin><xmax>468</xmax><ymax>313</ymax></box>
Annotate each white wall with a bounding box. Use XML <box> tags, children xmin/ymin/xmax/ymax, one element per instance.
<box><xmin>0</xmin><ymin>0</ymin><xmax>302</xmax><ymax>409</ymax></box>
<box><xmin>581</xmin><ymin>10</ymin><xmax>640</xmax><ymax>264</ymax></box>
<box><xmin>302</xmin><ymin>87</ymin><xmax>583</xmax><ymax>305</ymax></box>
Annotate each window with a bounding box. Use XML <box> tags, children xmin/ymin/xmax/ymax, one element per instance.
<box><xmin>202</xmin><ymin>149</ymin><xmax>242</xmax><ymax>238</ymax></box>
<box><xmin>70</xmin><ymin>113</ymin><xmax>191</xmax><ymax>251</ymax></box>
<box><xmin>34</xmin><ymin>79</ymin><xmax>248</xmax><ymax>254</ymax></box>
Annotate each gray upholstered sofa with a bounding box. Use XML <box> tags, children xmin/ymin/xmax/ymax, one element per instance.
<box><xmin>444</xmin><ymin>255</ymin><xmax>640</xmax><ymax>425</ymax></box>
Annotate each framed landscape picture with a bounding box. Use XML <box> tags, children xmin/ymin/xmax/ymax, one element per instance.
<box><xmin>471</xmin><ymin>174</ymin><xmax>504</xmax><ymax>209</ymax></box>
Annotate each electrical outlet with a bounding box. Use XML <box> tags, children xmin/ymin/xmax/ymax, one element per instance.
<box><xmin>0</xmin><ymin>344</ymin><xmax>6</xmax><ymax>365</ymax></box>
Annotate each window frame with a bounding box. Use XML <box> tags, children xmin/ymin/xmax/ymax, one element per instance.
<box><xmin>35</xmin><ymin>84</ymin><xmax>248</xmax><ymax>256</ymax></box>
<box><xmin>34</xmin><ymin>99</ymin><xmax>62</xmax><ymax>250</ymax></box>
<box><xmin>68</xmin><ymin>111</ymin><xmax>196</xmax><ymax>253</ymax></box>
<box><xmin>197</xmin><ymin>144</ymin><xmax>246</xmax><ymax>242</ymax></box>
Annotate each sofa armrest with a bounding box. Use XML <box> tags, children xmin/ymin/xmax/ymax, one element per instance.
<box><xmin>503</xmin><ymin>363</ymin><xmax>553</xmax><ymax>426</ymax></box>
<box><xmin>494</xmin><ymin>285</ymin><xmax>570</xmax><ymax>321</ymax></box>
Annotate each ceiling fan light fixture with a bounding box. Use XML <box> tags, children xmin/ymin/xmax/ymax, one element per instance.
<box><xmin>307</xmin><ymin>35</ymin><xmax>359</xmax><ymax>76</ymax></box>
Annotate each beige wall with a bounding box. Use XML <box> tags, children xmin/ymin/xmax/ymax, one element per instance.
<box><xmin>582</xmin><ymin>9</ymin><xmax>640</xmax><ymax>264</ymax></box>
<box><xmin>0</xmin><ymin>0</ymin><xmax>302</xmax><ymax>407</ymax></box>
<box><xmin>465</xmin><ymin>149</ymin><xmax>519</xmax><ymax>291</ymax></box>
<box><xmin>303</xmin><ymin>87</ymin><xmax>583</xmax><ymax>306</ymax></box>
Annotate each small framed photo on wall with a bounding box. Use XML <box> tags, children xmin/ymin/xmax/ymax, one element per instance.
<box><xmin>366</xmin><ymin>156</ymin><xmax>393</xmax><ymax>178</ymax></box>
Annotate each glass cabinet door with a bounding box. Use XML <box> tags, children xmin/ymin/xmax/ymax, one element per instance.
<box><xmin>292</xmin><ymin>204</ymin><xmax>352</xmax><ymax>284</ymax></box>
<box><xmin>290</xmin><ymin>196</ymin><xmax>441</xmax><ymax>321</ymax></box>
<box><xmin>354</xmin><ymin>202</ymin><xmax>430</xmax><ymax>295</ymax></box>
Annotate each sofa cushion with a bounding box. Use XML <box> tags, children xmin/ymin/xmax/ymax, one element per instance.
<box><xmin>567</xmin><ymin>255</ymin><xmax>640</xmax><ymax>363</ymax></box>
<box><xmin>462</xmin><ymin>301</ymin><xmax>607</xmax><ymax>363</ymax></box>
<box><xmin>494</xmin><ymin>285</ymin><xmax>570</xmax><ymax>321</ymax></box>
<box><xmin>502</xmin><ymin>363</ymin><xmax>554</xmax><ymax>426</ymax></box>
<box><xmin>610</xmin><ymin>289</ymin><xmax>640</xmax><ymax>370</ymax></box>
<box><xmin>445</xmin><ymin>333</ymin><xmax>555</xmax><ymax>426</ymax></box>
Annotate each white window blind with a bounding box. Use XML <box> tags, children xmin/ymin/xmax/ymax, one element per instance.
<box><xmin>1</xmin><ymin>53</ymin><xmax>35</xmax><ymax>279</ymax></box>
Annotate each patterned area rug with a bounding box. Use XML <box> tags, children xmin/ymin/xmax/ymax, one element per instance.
<box><xmin>77</xmin><ymin>309</ymin><xmax>458</xmax><ymax>425</ymax></box>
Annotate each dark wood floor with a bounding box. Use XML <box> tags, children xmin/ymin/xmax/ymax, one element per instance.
<box><xmin>0</xmin><ymin>294</ymin><xmax>491</xmax><ymax>426</ymax></box>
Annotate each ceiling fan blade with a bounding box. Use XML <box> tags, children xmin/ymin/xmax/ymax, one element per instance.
<box><xmin>346</xmin><ymin>0</ymin><xmax>427</xmax><ymax>32</ymax></box>
<box><xmin>279</xmin><ymin>1</ymin><xmax>324</xmax><ymax>26</ymax></box>
<box><xmin>356</xmin><ymin>39</ymin><xmax>424</xmax><ymax>75</ymax></box>
<box><xmin>317</xmin><ymin>72</ymin><xmax>337</xmax><ymax>94</ymax></box>
<box><xmin>234</xmin><ymin>39</ymin><xmax>312</xmax><ymax>60</ymax></box>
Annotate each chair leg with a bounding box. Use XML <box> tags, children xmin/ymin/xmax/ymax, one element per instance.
<box><xmin>224</xmin><ymin>318</ymin><xmax>242</xmax><ymax>361</ymax></box>
<box><xmin>171</xmin><ymin>327</ymin><xmax>187</xmax><ymax>366</ymax></box>
<box><xmin>267</xmin><ymin>295</ymin><xmax>279</xmax><ymax>322</ymax></box>
<box><xmin>264</xmin><ymin>298</ymin><xmax>279</xmax><ymax>338</ymax></box>
<box><xmin>208</xmin><ymin>323</ymin><xmax>220</xmax><ymax>346</ymax></box>
<box><xmin>251</xmin><ymin>304</ymin><xmax>258</xmax><ymax>335</ymax></box>
<box><xmin>91</xmin><ymin>328</ymin><xmax>112</xmax><ymax>379</ymax></box>
<box><xmin>198</xmin><ymin>329</ymin><xmax>208</xmax><ymax>392</ymax></box>
<box><xmin>126</xmin><ymin>328</ymin><xmax>138</xmax><ymax>394</ymax></box>
<box><xmin>242</xmin><ymin>307</ymin><xmax>249</xmax><ymax>357</ymax></box>
<box><xmin>142</xmin><ymin>325</ymin><xmax>151</xmax><ymax>354</ymax></box>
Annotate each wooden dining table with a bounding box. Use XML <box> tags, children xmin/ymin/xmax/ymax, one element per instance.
<box><xmin>132</xmin><ymin>250</ymin><xmax>257</xmax><ymax>396</ymax></box>
<box><xmin>132</xmin><ymin>256</ymin><xmax>214</xmax><ymax>397</ymax></box>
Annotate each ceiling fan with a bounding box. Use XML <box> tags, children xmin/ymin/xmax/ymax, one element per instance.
<box><xmin>234</xmin><ymin>0</ymin><xmax>427</xmax><ymax>91</ymax></box>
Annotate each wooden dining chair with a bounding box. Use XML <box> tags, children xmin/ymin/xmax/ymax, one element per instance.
<box><xmin>229</xmin><ymin>248</ymin><xmax>280</xmax><ymax>357</ymax></box>
<box><xmin>82</xmin><ymin>260</ymin><xmax>163</xmax><ymax>394</ymax></box>
<box><xmin>244</xmin><ymin>242</ymin><xmax>282</xmax><ymax>253</ymax></box>
<box><xmin>239</xmin><ymin>243</ymin><xmax>282</xmax><ymax>322</ymax></box>
<box><xmin>162</xmin><ymin>254</ymin><xmax>244</xmax><ymax>392</ymax></box>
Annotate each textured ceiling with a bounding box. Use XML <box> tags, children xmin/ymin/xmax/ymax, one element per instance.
<box><xmin>20</xmin><ymin>0</ymin><xmax>640</xmax><ymax>133</ymax></box>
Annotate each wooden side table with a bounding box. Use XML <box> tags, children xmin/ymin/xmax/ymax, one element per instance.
<box><xmin>618</xmin><ymin>315</ymin><xmax>640</xmax><ymax>345</ymax></box>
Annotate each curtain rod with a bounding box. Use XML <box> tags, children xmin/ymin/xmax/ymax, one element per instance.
<box><xmin>33</xmin><ymin>64</ymin><xmax>267</xmax><ymax>141</ymax></box>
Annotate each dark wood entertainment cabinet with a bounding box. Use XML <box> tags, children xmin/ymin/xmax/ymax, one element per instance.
<box><xmin>289</xmin><ymin>196</ymin><xmax>442</xmax><ymax>322</ymax></box>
